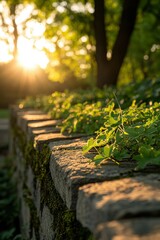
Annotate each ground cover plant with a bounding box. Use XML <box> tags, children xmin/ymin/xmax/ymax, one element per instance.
<box><xmin>19</xmin><ymin>79</ymin><xmax>160</xmax><ymax>169</ymax></box>
<box><xmin>83</xmin><ymin>101</ymin><xmax>160</xmax><ymax>169</ymax></box>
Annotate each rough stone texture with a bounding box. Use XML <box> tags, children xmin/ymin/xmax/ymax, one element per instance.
<box><xmin>15</xmin><ymin>147</ymin><xmax>26</xmax><ymax>198</ymax></box>
<box><xmin>28</xmin><ymin>119</ymin><xmax>61</xmax><ymax>129</ymax></box>
<box><xmin>17</xmin><ymin>114</ymin><xmax>52</xmax><ymax>132</ymax></box>
<box><xmin>10</xmin><ymin>106</ymin><xmax>44</xmax><ymax>125</ymax></box>
<box><xmin>49</xmin><ymin>138</ymin><xmax>136</xmax><ymax>209</ymax></box>
<box><xmin>11</xmin><ymin>108</ymin><xmax>160</xmax><ymax>240</ymax></box>
<box><xmin>76</xmin><ymin>174</ymin><xmax>160</xmax><ymax>232</ymax></box>
<box><xmin>34</xmin><ymin>180</ymin><xmax>41</xmax><ymax>219</ymax></box>
<box><xmin>95</xmin><ymin>218</ymin><xmax>160</xmax><ymax>240</ymax></box>
<box><xmin>23</xmin><ymin>160</ymin><xmax>41</xmax><ymax>225</ymax></box>
<box><xmin>40</xmin><ymin>205</ymin><xmax>54</xmax><ymax>240</ymax></box>
<box><xmin>14</xmin><ymin>145</ymin><xmax>32</xmax><ymax>238</ymax></box>
<box><xmin>35</xmin><ymin>132</ymin><xmax>87</xmax><ymax>151</ymax></box>
<box><xmin>20</xmin><ymin>196</ymin><xmax>31</xmax><ymax>239</ymax></box>
<box><xmin>26</xmin><ymin>166</ymin><xmax>35</xmax><ymax>199</ymax></box>
<box><xmin>27</xmin><ymin>120</ymin><xmax>61</xmax><ymax>140</ymax></box>
<box><xmin>28</xmin><ymin>126</ymin><xmax>60</xmax><ymax>141</ymax></box>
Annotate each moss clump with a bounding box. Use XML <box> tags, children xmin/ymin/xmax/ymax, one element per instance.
<box><xmin>11</xmin><ymin>126</ymin><xmax>26</xmax><ymax>157</ymax></box>
<box><xmin>24</xmin><ymin>142</ymin><xmax>51</xmax><ymax>181</ymax></box>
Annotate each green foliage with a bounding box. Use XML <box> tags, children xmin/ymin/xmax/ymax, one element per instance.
<box><xmin>1</xmin><ymin>0</ymin><xmax>160</xmax><ymax>85</ymax></box>
<box><xmin>61</xmin><ymin>101</ymin><xmax>106</xmax><ymax>134</ymax></box>
<box><xmin>120</xmin><ymin>1</ymin><xmax>160</xmax><ymax>84</ymax></box>
<box><xmin>32</xmin><ymin>0</ymin><xmax>160</xmax><ymax>85</ymax></box>
<box><xmin>83</xmin><ymin>101</ymin><xmax>160</xmax><ymax>169</ymax></box>
<box><xmin>20</xmin><ymin>87</ymin><xmax>113</xmax><ymax>120</ymax></box>
<box><xmin>41</xmin><ymin>0</ymin><xmax>96</xmax><ymax>83</ymax></box>
<box><xmin>20</xmin><ymin>79</ymin><xmax>160</xmax><ymax>169</ymax></box>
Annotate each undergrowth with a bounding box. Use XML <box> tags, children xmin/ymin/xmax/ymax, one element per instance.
<box><xmin>19</xmin><ymin>79</ymin><xmax>160</xmax><ymax>169</ymax></box>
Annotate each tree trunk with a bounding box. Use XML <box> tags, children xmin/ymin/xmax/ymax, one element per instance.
<box><xmin>94</xmin><ymin>0</ymin><xmax>107</xmax><ymax>88</ymax></box>
<box><xmin>94</xmin><ymin>0</ymin><xmax>140</xmax><ymax>88</ymax></box>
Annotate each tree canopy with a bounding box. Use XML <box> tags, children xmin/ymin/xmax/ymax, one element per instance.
<box><xmin>0</xmin><ymin>0</ymin><xmax>160</xmax><ymax>87</ymax></box>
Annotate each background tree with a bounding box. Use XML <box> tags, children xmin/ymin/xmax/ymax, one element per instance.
<box><xmin>1</xmin><ymin>0</ymin><xmax>160</xmax><ymax>89</ymax></box>
<box><xmin>33</xmin><ymin>0</ymin><xmax>141</xmax><ymax>87</ymax></box>
<box><xmin>94</xmin><ymin>0</ymin><xmax>140</xmax><ymax>87</ymax></box>
<box><xmin>120</xmin><ymin>0</ymin><xmax>160</xmax><ymax>84</ymax></box>
<box><xmin>33</xmin><ymin>0</ymin><xmax>96</xmax><ymax>86</ymax></box>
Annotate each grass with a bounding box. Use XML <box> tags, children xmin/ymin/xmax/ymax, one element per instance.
<box><xmin>0</xmin><ymin>109</ymin><xmax>9</xmax><ymax>119</ymax></box>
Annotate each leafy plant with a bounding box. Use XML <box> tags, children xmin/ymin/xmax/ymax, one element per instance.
<box><xmin>83</xmin><ymin>101</ymin><xmax>160</xmax><ymax>169</ymax></box>
<box><xmin>19</xmin><ymin>79</ymin><xmax>160</xmax><ymax>169</ymax></box>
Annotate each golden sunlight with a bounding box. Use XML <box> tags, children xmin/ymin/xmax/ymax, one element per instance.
<box><xmin>0</xmin><ymin>2</ymin><xmax>50</xmax><ymax>70</ymax></box>
<box><xmin>17</xmin><ymin>37</ymin><xmax>49</xmax><ymax>70</ymax></box>
<box><xmin>17</xmin><ymin>48</ymin><xmax>49</xmax><ymax>70</ymax></box>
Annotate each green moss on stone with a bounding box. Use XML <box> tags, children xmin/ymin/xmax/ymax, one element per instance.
<box><xmin>12</xmin><ymin>126</ymin><xmax>27</xmax><ymax>153</ymax></box>
<box><xmin>12</xmin><ymin>120</ymin><xmax>94</xmax><ymax>240</ymax></box>
<box><xmin>23</xmin><ymin>184</ymin><xmax>40</xmax><ymax>240</ymax></box>
<box><xmin>40</xmin><ymin>171</ymin><xmax>94</xmax><ymax>240</ymax></box>
<box><xmin>24</xmin><ymin>142</ymin><xmax>51</xmax><ymax>181</ymax></box>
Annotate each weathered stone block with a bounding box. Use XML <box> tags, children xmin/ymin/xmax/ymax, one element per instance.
<box><xmin>20</xmin><ymin>197</ymin><xmax>31</xmax><ymax>239</ymax></box>
<box><xmin>35</xmin><ymin>132</ymin><xmax>86</xmax><ymax>151</ymax></box>
<box><xmin>95</xmin><ymin>218</ymin><xmax>160</xmax><ymax>240</ymax></box>
<box><xmin>49</xmin><ymin>138</ymin><xmax>136</xmax><ymax>210</ymax></box>
<box><xmin>27</xmin><ymin>119</ymin><xmax>61</xmax><ymax>140</ymax></box>
<box><xmin>26</xmin><ymin>166</ymin><xmax>35</xmax><ymax>198</ymax></box>
<box><xmin>34</xmin><ymin>180</ymin><xmax>41</xmax><ymax>219</ymax></box>
<box><xmin>77</xmin><ymin>174</ymin><xmax>160</xmax><ymax>232</ymax></box>
<box><xmin>40</xmin><ymin>205</ymin><xmax>54</xmax><ymax>240</ymax></box>
<box><xmin>28</xmin><ymin>119</ymin><xmax>61</xmax><ymax>129</ymax></box>
<box><xmin>10</xmin><ymin>108</ymin><xmax>160</xmax><ymax>240</ymax></box>
<box><xmin>17</xmin><ymin>114</ymin><xmax>52</xmax><ymax>132</ymax></box>
<box><xmin>28</xmin><ymin>126</ymin><xmax>60</xmax><ymax>142</ymax></box>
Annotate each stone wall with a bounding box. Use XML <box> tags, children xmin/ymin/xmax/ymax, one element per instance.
<box><xmin>10</xmin><ymin>106</ymin><xmax>160</xmax><ymax>240</ymax></box>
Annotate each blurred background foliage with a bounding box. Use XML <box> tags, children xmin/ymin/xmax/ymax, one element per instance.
<box><xmin>0</xmin><ymin>0</ymin><xmax>160</xmax><ymax>106</ymax></box>
<box><xmin>32</xmin><ymin>0</ymin><xmax>160</xmax><ymax>86</ymax></box>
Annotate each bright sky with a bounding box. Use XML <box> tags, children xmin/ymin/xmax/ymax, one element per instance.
<box><xmin>0</xmin><ymin>1</ymin><xmax>50</xmax><ymax>70</ymax></box>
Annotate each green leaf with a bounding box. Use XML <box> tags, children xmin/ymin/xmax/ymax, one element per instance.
<box><xmin>93</xmin><ymin>154</ymin><xmax>105</xmax><ymax>165</ymax></box>
<box><xmin>113</xmin><ymin>149</ymin><xmax>131</xmax><ymax>161</ymax></box>
<box><xmin>82</xmin><ymin>138</ymin><xmax>95</xmax><ymax>154</ymax></box>
<box><xmin>102</xmin><ymin>145</ymin><xmax>113</xmax><ymax>158</ymax></box>
<box><xmin>124</xmin><ymin>126</ymin><xmax>144</xmax><ymax>139</ymax></box>
<box><xmin>134</xmin><ymin>145</ymin><xmax>160</xmax><ymax>169</ymax></box>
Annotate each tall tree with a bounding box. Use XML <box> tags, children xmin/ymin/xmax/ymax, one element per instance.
<box><xmin>33</xmin><ymin>0</ymin><xmax>141</xmax><ymax>87</ymax></box>
<box><xmin>94</xmin><ymin>0</ymin><xmax>140</xmax><ymax>87</ymax></box>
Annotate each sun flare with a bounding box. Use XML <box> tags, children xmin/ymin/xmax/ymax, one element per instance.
<box><xmin>18</xmin><ymin>53</ymin><xmax>37</xmax><ymax>70</ymax></box>
<box><xmin>17</xmin><ymin>37</ymin><xmax>49</xmax><ymax>70</ymax></box>
<box><xmin>17</xmin><ymin>43</ymin><xmax>49</xmax><ymax>70</ymax></box>
<box><xmin>0</xmin><ymin>2</ymin><xmax>51</xmax><ymax>69</ymax></box>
